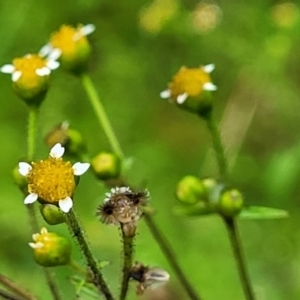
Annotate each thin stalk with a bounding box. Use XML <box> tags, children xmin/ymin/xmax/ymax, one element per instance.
<box><xmin>27</xmin><ymin>107</ymin><xmax>38</xmax><ymax>161</ymax></box>
<box><xmin>44</xmin><ymin>269</ymin><xmax>61</xmax><ymax>300</ymax></box>
<box><xmin>144</xmin><ymin>213</ymin><xmax>201</xmax><ymax>300</ymax></box>
<box><xmin>205</xmin><ymin>112</ymin><xmax>228</xmax><ymax>180</ymax></box>
<box><xmin>65</xmin><ymin>210</ymin><xmax>115</xmax><ymax>300</ymax></box>
<box><xmin>0</xmin><ymin>274</ymin><xmax>38</xmax><ymax>300</ymax></box>
<box><xmin>0</xmin><ymin>290</ymin><xmax>23</xmax><ymax>300</ymax></box>
<box><xmin>223</xmin><ymin>218</ymin><xmax>255</xmax><ymax>300</ymax></box>
<box><xmin>80</xmin><ymin>73</ymin><xmax>124</xmax><ymax>159</ymax></box>
<box><xmin>119</xmin><ymin>225</ymin><xmax>134</xmax><ymax>300</ymax></box>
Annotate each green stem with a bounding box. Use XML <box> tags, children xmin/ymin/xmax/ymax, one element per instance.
<box><xmin>27</xmin><ymin>107</ymin><xmax>38</xmax><ymax>161</ymax></box>
<box><xmin>80</xmin><ymin>73</ymin><xmax>124</xmax><ymax>159</ymax></box>
<box><xmin>144</xmin><ymin>213</ymin><xmax>201</xmax><ymax>300</ymax></box>
<box><xmin>44</xmin><ymin>269</ymin><xmax>61</xmax><ymax>300</ymax></box>
<box><xmin>65</xmin><ymin>210</ymin><xmax>115</xmax><ymax>300</ymax></box>
<box><xmin>205</xmin><ymin>112</ymin><xmax>228</xmax><ymax>180</ymax></box>
<box><xmin>0</xmin><ymin>289</ymin><xmax>23</xmax><ymax>300</ymax></box>
<box><xmin>0</xmin><ymin>274</ymin><xmax>38</xmax><ymax>300</ymax></box>
<box><xmin>119</xmin><ymin>225</ymin><xmax>134</xmax><ymax>300</ymax></box>
<box><xmin>223</xmin><ymin>217</ymin><xmax>255</xmax><ymax>300</ymax></box>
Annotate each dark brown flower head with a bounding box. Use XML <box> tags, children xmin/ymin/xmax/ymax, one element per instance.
<box><xmin>96</xmin><ymin>187</ymin><xmax>150</xmax><ymax>225</ymax></box>
<box><xmin>130</xmin><ymin>262</ymin><xmax>170</xmax><ymax>295</ymax></box>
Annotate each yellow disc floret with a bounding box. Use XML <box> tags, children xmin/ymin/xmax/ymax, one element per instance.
<box><xmin>27</xmin><ymin>157</ymin><xmax>76</xmax><ymax>203</ymax></box>
<box><xmin>13</xmin><ymin>55</ymin><xmax>49</xmax><ymax>88</ymax></box>
<box><xmin>169</xmin><ymin>66</ymin><xmax>212</xmax><ymax>99</ymax></box>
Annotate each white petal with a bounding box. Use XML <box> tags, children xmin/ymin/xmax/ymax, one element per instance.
<box><xmin>50</xmin><ymin>143</ymin><xmax>65</xmax><ymax>158</ymax></box>
<box><xmin>59</xmin><ymin>197</ymin><xmax>73</xmax><ymax>213</ymax></box>
<box><xmin>29</xmin><ymin>242</ymin><xmax>44</xmax><ymax>249</ymax></box>
<box><xmin>72</xmin><ymin>162</ymin><xmax>90</xmax><ymax>175</ymax></box>
<box><xmin>39</xmin><ymin>44</ymin><xmax>53</xmax><ymax>57</ymax></box>
<box><xmin>46</xmin><ymin>60</ymin><xmax>60</xmax><ymax>70</ymax></box>
<box><xmin>177</xmin><ymin>93</ymin><xmax>188</xmax><ymax>104</ymax></box>
<box><xmin>32</xmin><ymin>233</ymin><xmax>40</xmax><ymax>241</ymax></box>
<box><xmin>1</xmin><ymin>64</ymin><xmax>15</xmax><ymax>74</ymax></box>
<box><xmin>12</xmin><ymin>71</ymin><xmax>22</xmax><ymax>82</ymax></box>
<box><xmin>19</xmin><ymin>162</ymin><xmax>32</xmax><ymax>176</ymax></box>
<box><xmin>48</xmin><ymin>48</ymin><xmax>62</xmax><ymax>61</ymax></box>
<box><xmin>160</xmin><ymin>89</ymin><xmax>171</xmax><ymax>99</ymax></box>
<box><xmin>203</xmin><ymin>64</ymin><xmax>215</xmax><ymax>73</ymax></box>
<box><xmin>24</xmin><ymin>193</ymin><xmax>38</xmax><ymax>204</ymax></box>
<box><xmin>82</xmin><ymin>24</ymin><xmax>96</xmax><ymax>36</ymax></box>
<box><xmin>36</xmin><ymin>67</ymin><xmax>51</xmax><ymax>76</ymax></box>
<box><xmin>203</xmin><ymin>82</ymin><xmax>217</xmax><ymax>91</ymax></box>
<box><xmin>40</xmin><ymin>227</ymin><xmax>48</xmax><ymax>234</ymax></box>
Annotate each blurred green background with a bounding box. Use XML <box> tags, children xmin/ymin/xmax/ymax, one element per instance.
<box><xmin>1</xmin><ymin>0</ymin><xmax>300</xmax><ymax>299</ymax></box>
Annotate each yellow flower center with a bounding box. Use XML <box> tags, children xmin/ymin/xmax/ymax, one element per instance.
<box><xmin>169</xmin><ymin>66</ymin><xmax>212</xmax><ymax>99</ymax></box>
<box><xmin>50</xmin><ymin>25</ymin><xmax>89</xmax><ymax>57</ymax></box>
<box><xmin>27</xmin><ymin>157</ymin><xmax>75</xmax><ymax>203</ymax></box>
<box><xmin>13</xmin><ymin>54</ymin><xmax>48</xmax><ymax>88</ymax></box>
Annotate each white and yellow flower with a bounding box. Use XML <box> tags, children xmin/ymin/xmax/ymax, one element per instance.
<box><xmin>19</xmin><ymin>143</ymin><xmax>90</xmax><ymax>213</ymax></box>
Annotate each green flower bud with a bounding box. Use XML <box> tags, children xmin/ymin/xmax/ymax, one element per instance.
<box><xmin>176</xmin><ymin>175</ymin><xmax>207</xmax><ymax>204</ymax></box>
<box><xmin>29</xmin><ymin>227</ymin><xmax>71</xmax><ymax>267</ymax></box>
<box><xmin>45</xmin><ymin>122</ymin><xmax>86</xmax><ymax>156</ymax></box>
<box><xmin>217</xmin><ymin>189</ymin><xmax>244</xmax><ymax>217</ymax></box>
<box><xmin>92</xmin><ymin>152</ymin><xmax>121</xmax><ymax>180</ymax></box>
<box><xmin>40</xmin><ymin>204</ymin><xmax>65</xmax><ymax>225</ymax></box>
<box><xmin>12</xmin><ymin>164</ymin><xmax>28</xmax><ymax>193</ymax></box>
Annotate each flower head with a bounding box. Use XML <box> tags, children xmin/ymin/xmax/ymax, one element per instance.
<box><xmin>29</xmin><ymin>227</ymin><xmax>71</xmax><ymax>267</ymax></box>
<box><xmin>1</xmin><ymin>53</ymin><xmax>59</xmax><ymax>106</ymax></box>
<box><xmin>97</xmin><ymin>187</ymin><xmax>149</xmax><ymax>231</ymax></box>
<box><xmin>160</xmin><ymin>64</ymin><xmax>217</xmax><ymax>116</ymax></box>
<box><xmin>19</xmin><ymin>143</ymin><xmax>90</xmax><ymax>213</ymax></box>
<box><xmin>130</xmin><ymin>262</ymin><xmax>170</xmax><ymax>295</ymax></box>
<box><xmin>40</xmin><ymin>24</ymin><xmax>95</xmax><ymax>75</ymax></box>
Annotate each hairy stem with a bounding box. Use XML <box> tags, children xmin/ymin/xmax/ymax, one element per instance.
<box><xmin>27</xmin><ymin>107</ymin><xmax>38</xmax><ymax>161</ymax></box>
<box><xmin>80</xmin><ymin>73</ymin><xmax>124</xmax><ymax>159</ymax></box>
<box><xmin>144</xmin><ymin>213</ymin><xmax>201</xmax><ymax>300</ymax></box>
<box><xmin>223</xmin><ymin>218</ymin><xmax>255</xmax><ymax>300</ymax></box>
<box><xmin>65</xmin><ymin>210</ymin><xmax>115</xmax><ymax>300</ymax></box>
<box><xmin>205</xmin><ymin>112</ymin><xmax>228</xmax><ymax>180</ymax></box>
<box><xmin>119</xmin><ymin>225</ymin><xmax>134</xmax><ymax>300</ymax></box>
<box><xmin>0</xmin><ymin>274</ymin><xmax>38</xmax><ymax>300</ymax></box>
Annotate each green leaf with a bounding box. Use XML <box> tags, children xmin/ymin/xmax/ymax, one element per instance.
<box><xmin>238</xmin><ymin>206</ymin><xmax>289</xmax><ymax>219</ymax></box>
<box><xmin>173</xmin><ymin>203</ymin><xmax>215</xmax><ymax>217</ymax></box>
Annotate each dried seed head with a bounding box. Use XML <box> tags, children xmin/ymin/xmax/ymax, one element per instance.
<box><xmin>96</xmin><ymin>187</ymin><xmax>150</xmax><ymax>225</ymax></box>
<box><xmin>130</xmin><ymin>262</ymin><xmax>170</xmax><ymax>295</ymax></box>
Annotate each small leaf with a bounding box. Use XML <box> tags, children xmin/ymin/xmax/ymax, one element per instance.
<box><xmin>173</xmin><ymin>203</ymin><xmax>215</xmax><ymax>217</ymax></box>
<box><xmin>238</xmin><ymin>206</ymin><xmax>289</xmax><ymax>219</ymax></box>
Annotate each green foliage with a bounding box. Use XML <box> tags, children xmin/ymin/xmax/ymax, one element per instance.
<box><xmin>1</xmin><ymin>1</ymin><xmax>300</xmax><ymax>299</ymax></box>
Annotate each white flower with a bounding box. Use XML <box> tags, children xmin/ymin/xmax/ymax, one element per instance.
<box><xmin>18</xmin><ymin>143</ymin><xmax>90</xmax><ymax>213</ymax></box>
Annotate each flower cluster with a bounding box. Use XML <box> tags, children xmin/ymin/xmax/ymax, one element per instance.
<box><xmin>19</xmin><ymin>143</ymin><xmax>90</xmax><ymax>213</ymax></box>
<box><xmin>97</xmin><ymin>187</ymin><xmax>149</xmax><ymax>236</ymax></box>
<box><xmin>1</xmin><ymin>24</ymin><xmax>95</xmax><ymax>105</ymax></box>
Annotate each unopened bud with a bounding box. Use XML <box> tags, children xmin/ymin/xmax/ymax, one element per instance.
<box><xmin>176</xmin><ymin>175</ymin><xmax>206</xmax><ymax>204</ymax></box>
<box><xmin>40</xmin><ymin>204</ymin><xmax>65</xmax><ymax>225</ymax></box>
<box><xmin>217</xmin><ymin>189</ymin><xmax>244</xmax><ymax>217</ymax></box>
<box><xmin>29</xmin><ymin>227</ymin><xmax>71</xmax><ymax>267</ymax></box>
<box><xmin>92</xmin><ymin>152</ymin><xmax>121</xmax><ymax>180</ymax></box>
